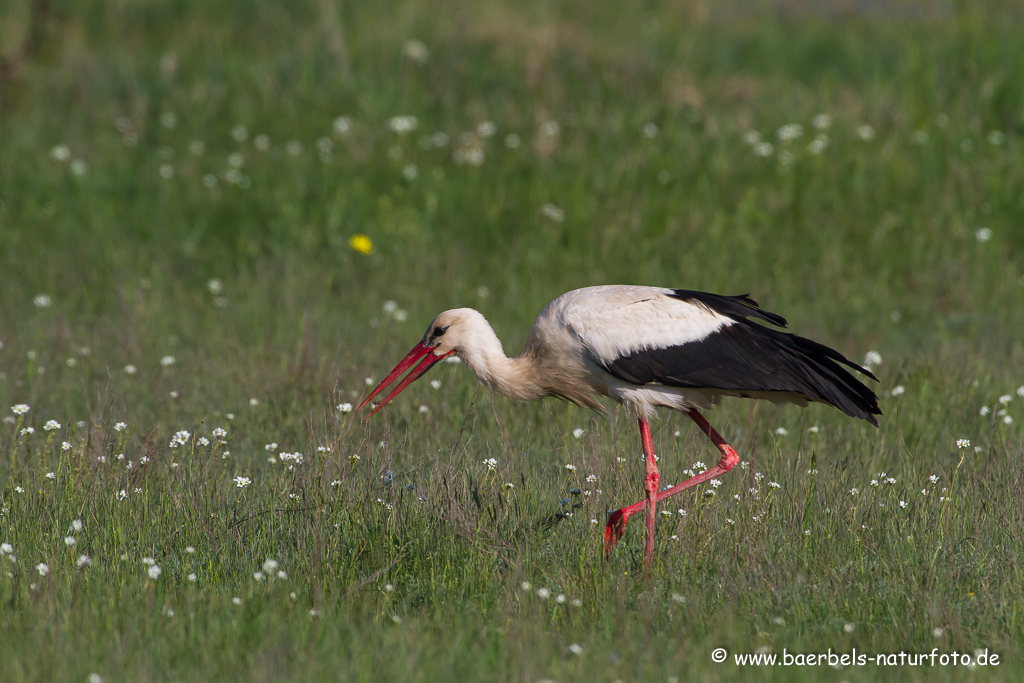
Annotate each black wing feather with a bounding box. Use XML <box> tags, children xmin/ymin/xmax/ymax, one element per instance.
<box><xmin>603</xmin><ymin>290</ymin><xmax>881</xmax><ymax>426</ymax></box>
<box><xmin>671</xmin><ymin>289</ymin><xmax>789</xmax><ymax>328</ymax></box>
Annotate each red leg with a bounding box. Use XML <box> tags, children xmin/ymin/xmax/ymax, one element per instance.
<box><xmin>604</xmin><ymin>409</ymin><xmax>741</xmax><ymax>560</ymax></box>
<box><xmin>604</xmin><ymin>417</ymin><xmax>659</xmax><ymax>569</ymax></box>
<box><xmin>639</xmin><ymin>418</ymin><xmax>658</xmax><ymax>570</ymax></box>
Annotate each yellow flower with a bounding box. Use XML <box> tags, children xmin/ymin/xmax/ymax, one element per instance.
<box><xmin>348</xmin><ymin>234</ymin><xmax>374</xmax><ymax>255</ymax></box>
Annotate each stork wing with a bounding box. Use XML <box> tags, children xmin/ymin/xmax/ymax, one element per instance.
<box><xmin>558</xmin><ymin>287</ymin><xmax>880</xmax><ymax>425</ymax></box>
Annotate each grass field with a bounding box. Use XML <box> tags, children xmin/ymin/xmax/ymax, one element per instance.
<box><xmin>2</xmin><ymin>0</ymin><xmax>1023</xmax><ymax>680</ymax></box>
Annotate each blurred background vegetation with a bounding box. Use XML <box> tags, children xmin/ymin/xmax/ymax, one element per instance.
<box><xmin>3</xmin><ymin>0</ymin><xmax>1023</xmax><ymax>430</ymax></box>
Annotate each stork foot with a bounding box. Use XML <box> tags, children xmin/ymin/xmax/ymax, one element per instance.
<box><xmin>603</xmin><ymin>509</ymin><xmax>627</xmax><ymax>556</ymax></box>
<box><xmin>604</xmin><ymin>503</ymin><xmax>645</xmax><ymax>557</ymax></box>
<box><xmin>598</xmin><ymin>507</ymin><xmax>622</xmax><ymax>557</ymax></box>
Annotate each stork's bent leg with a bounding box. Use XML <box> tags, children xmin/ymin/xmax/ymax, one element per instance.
<box><xmin>604</xmin><ymin>410</ymin><xmax>740</xmax><ymax>559</ymax></box>
<box><xmin>653</xmin><ymin>410</ymin><xmax>741</xmax><ymax>502</ymax></box>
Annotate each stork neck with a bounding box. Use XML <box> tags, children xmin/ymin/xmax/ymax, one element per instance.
<box><xmin>458</xmin><ymin>328</ymin><xmax>543</xmax><ymax>402</ymax></box>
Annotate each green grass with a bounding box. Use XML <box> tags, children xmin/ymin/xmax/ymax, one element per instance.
<box><xmin>2</xmin><ymin>0</ymin><xmax>1024</xmax><ymax>680</ymax></box>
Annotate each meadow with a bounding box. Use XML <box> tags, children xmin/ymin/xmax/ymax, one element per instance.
<box><xmin>1</xmin><ymin>0</ymin><xmax>1023</xmax><ymax>680</ymax></box>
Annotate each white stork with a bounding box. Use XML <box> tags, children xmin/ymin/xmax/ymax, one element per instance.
<box><xmin>358</xmin><ymin>285</ymin><xmax>880</xmax><ymax>568</ymax></box>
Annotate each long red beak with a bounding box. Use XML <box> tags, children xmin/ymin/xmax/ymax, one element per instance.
<box><xmin>357</xmin><ymin>342</ymin><xmax>453</xmax><ymax>416</ymax></box>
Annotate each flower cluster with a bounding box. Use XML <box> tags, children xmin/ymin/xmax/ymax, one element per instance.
<box><xmin>168</xmin><ymin>430</ymin><xmax>191</xmax><ymax>448</ymax></box>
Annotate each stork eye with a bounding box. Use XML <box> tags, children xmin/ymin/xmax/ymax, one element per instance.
<box><xmin>433</xmin><ymin>326</ymin><xmax>448</xmax><ymax>337</ymax></box>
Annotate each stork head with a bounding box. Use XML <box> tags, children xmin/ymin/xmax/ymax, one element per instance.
<box><xmin>358</xmin><ymin>308</ymin><xmax>496</xmax><ymax>416</ymax></box>
<box><xmin>419</xmin><ymin>308</ymin><xmax>500</xmax><ymax>358</ymax></box>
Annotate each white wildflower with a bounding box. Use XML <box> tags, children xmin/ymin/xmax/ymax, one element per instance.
<box><xmin>776</xmin><ymin>124</ymin><xmax>804</xmax><ymax>141</ymax></box>
<box><xmin>169</xmin><ymin>430</ymin><xmax>190</xmax><ymax>448</ymax></box>
<box><xmin>808</xmin><ymin>134</ymin><xmax>828</xmax><ymax>154</ymax></box>
<box><xmin>333</xmin><ymin>117</ymin><xmax>352</xmax><ymax>136</ymax></box>
<box><xmin>540</xmin><ymin>120</ymin><xmax>560</xmax><ymax>136</ymax></box>
<box><xmin>50</xmin><ymin>145</ymin><xmax>70</xmax><ymax>162</ymax></box>
<box><xmin>541</xmin><ymin>204</ymin><xmax>565</xmax><ymax>223</ymax></box>
<box><xmin>388</xmin><ymin>116</ymin><xmax>418</xmax><ymax>135</ymax></box>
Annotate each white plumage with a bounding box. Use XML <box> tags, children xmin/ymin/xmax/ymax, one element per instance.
<box><xmin>544</xmin><ymin>285</ymin><xmax>736</xmax><ymax>361</ymax></box>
